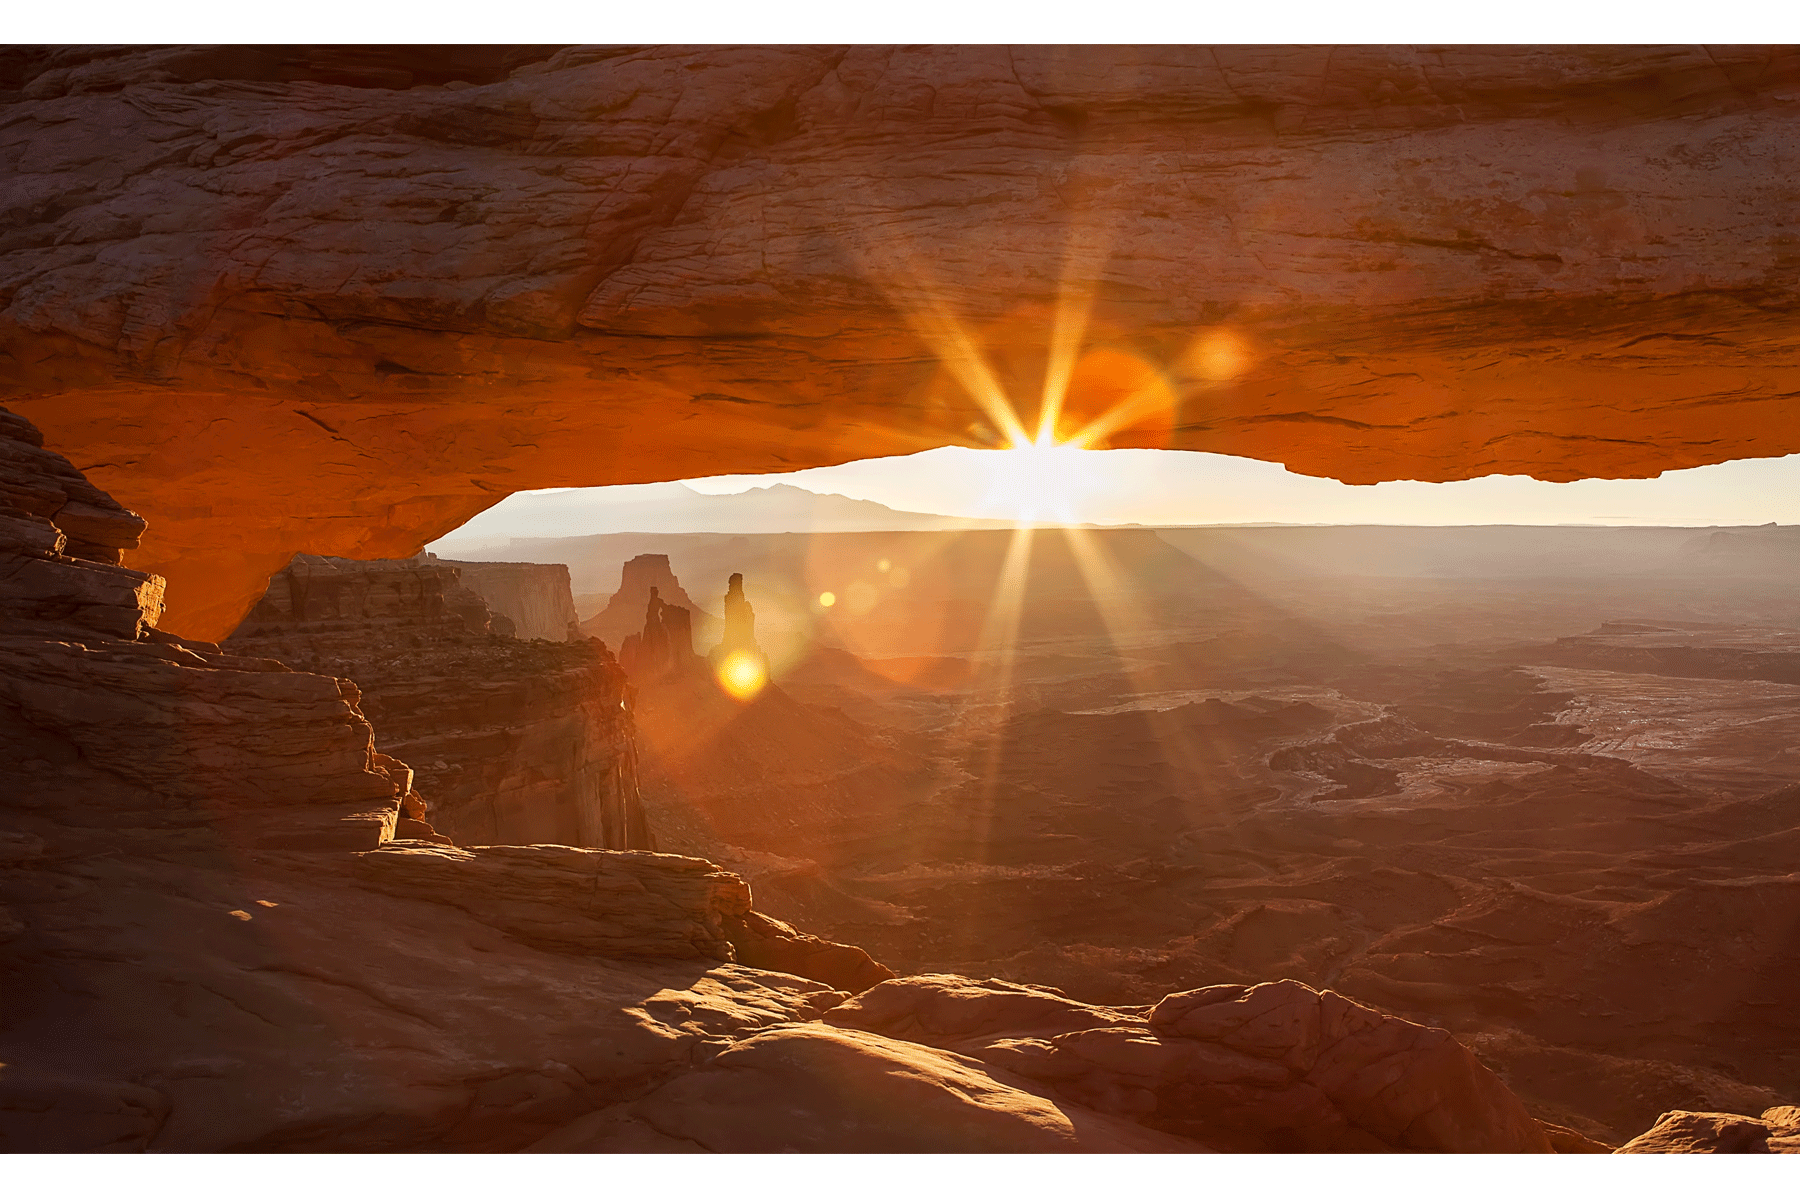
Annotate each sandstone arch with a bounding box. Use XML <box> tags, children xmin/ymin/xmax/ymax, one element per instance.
<box><xmin>4</xmin><ymin>44</ymin><xmax>1799</xmax><ymax>638</ymax></box>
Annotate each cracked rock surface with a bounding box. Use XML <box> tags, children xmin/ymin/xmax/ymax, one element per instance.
<box><xmin>5</xmin><ymin>46</ymin><xmax>1800</xmax><ymax>636</ymax></box>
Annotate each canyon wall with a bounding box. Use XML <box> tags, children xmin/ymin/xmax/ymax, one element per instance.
<box><xmin>1</xmin><ymin>404</ymin><xmax>902</xmax><ymax>1150</ymax></box>
<box><xmin>435</xmin><ymin>556</ymin><xmax>580</xmax><ymax>642</ymax></box>
<box><xmin>229</xmin><ymin>555</ymin><xmax>649</xmax><ymax>849</ymax></box>
<box><xmin>0</xmin><ymin>407</ymin><xmax>1780</xmax><ymax>1152</ymax></box>
<box><xmin>4</xmin><ymin>46</ymin><xmax>1800</xmax><ymax>636</ymax></box>
<box><xmin>1</xmin><ymin>411</ymin><xmax>409</xmax><ymax>854</ymax></box>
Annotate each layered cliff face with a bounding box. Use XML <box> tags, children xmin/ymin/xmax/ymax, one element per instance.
<box><xmin>228</xmin><ymin>555</ymin><xmax>649</xmax><ymax>850</ymax></box>
<box><xmin>2</xmin><ymin>407</ymin><xmax>1783</xmax><ymax>1153</ymax></box>
<box><xmin>434</xmin><ymin>556</ymin><xmax>580</xmax><ymax>642</ymax></box>
<box><xmin>1</xmin><ymin>410</ymin><xmax>408</xmax><ymax>855</ymax></box>
<box><xmin>0</xmin><ymin>405</ymin><xmax>898</xmax><ymax>1149</ymax></box>
<box><xmin>583</xmin><ymin>554</ymin><xmax>715</xmax><ymax>649</ymax></box>
<box><xmin>5</xmin><ymin>46</ymin><xmax>1800</xmax><ymax>637</ymax></box>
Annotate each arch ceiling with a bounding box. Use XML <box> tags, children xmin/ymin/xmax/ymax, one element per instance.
<box><xmin>4</xmin><ymin>44</ymin><xmax>1799</xmax><ymax>637</ymax></box>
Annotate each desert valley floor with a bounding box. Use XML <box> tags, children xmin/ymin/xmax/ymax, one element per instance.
<box><xmin>472</xmin><ymin>523</ymin><xmax>1800</xmax><ymax>1148</ymax></box>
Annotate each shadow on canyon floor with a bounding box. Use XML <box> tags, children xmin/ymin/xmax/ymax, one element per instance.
<box><xmin>558</xmin><ymin>526</ymin><xmax>1800</xmax><ymax>1146</ymax></box>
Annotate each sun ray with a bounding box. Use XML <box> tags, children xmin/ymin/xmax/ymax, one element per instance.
<box><xmin>1065</xmin><ymin>366</ymin><xmax>1180</xmax><ymax>451</ymax></box>
<box><xmin>1034</xmin><ymin>228</ymin><xmax>1112</xmax><ymax>448</ymax></box>
<box><xmin>1058</xmin><ymin>525</ymin><xmax>1248</xmax><ymax>806</ymax></box>
<box><xmin>937</xmin><ymin>523</ymin><xmax>1037</xmax><ymax>944</ymax></box>
<box><xmin>1058</xmin><ymin>524</ymin><xmax>1166</xmax><ymax>694</ymax></box>
<box><xmin>899</xmin><ymin>301</ymin><xmax>1034</xmax><ymax>450</ymax></box>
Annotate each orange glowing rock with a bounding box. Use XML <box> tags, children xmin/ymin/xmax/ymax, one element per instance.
<box><xmin>5</xmin><ymin>46</ymin><xmax>1800</xmax><ymax>637</ymax></box>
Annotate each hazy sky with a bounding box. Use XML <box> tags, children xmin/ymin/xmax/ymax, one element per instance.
<box><xmin>439</xmin><ymin>446</ymin><xmax>1800</xmax><ymax>544</ymax></box>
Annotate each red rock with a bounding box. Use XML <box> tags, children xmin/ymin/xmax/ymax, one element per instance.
<box><xmin>1</xmin><ymin>408</ymin><xmax>163</xmax><ymax>639</ymax></box>
<box><xmin>228</xmin><ymin>555</ymin><xmax>649</xmax><ymax>849</ymax></box>
<box><xmin>352</xmin><ymin>843</ymin><xmax>751</xmax><ymax>960</ymax></box>
<box><xmin>1615</xmin><ymin>1109</ymin><xmax>1794</xmax><ymax>1154</ymax></box>
<box><xmin>722</xmin><ymin>909</ymin><xmax>895</xmax><ymax>995</ymax></box>
<box><xmin>582</xmin><ymin>554</ymin><xmax>714</xmax><ymax>649</ymax></box>
<box><xmin>6</xmin><ymin>49</ymin><xmax>1800</xmax><ymax>637</ymax></box>
<box><xmin>829</xmin><ymin>973</ymin><xmax>1554</xmax><ymax>1152</ymax></box>
<box><xmin>350</xmin><ymin>841</ymin><xmax>897</xmax><ymax>994</ymax></box>
<box><xmin>0</xmin><ymin>403</ymin><xmax>905</xmax><ymax>1151</ymax></box>
<box><xmin>0</xmin><ymin>408</ymin><xmax>146</xmax><ymax>565</ymax></box>
<box><xmin>435</xmin><ymin>557</ymin><xmax>580</xmax><ymax>642</ymax></box>
<box><xmin>527</xmin><ymin>1024</ymin><xmax>1208</xmax><ymax>1153</ymax></box>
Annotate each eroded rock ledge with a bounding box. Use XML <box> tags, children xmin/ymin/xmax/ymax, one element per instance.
<box><xmin>3</xmin><ymin>339</ymin><xmax>1796</xmax><ymax>1150</ymax></box>
<box><xmin>227</xmin><ymin>553</ymin><xmax>648</xmax><ymax>848</ymax></box>
<box><xmin>4</xmin><ymin>46</ymin><xmax>1800</xmax><ymax>636</ymax></box>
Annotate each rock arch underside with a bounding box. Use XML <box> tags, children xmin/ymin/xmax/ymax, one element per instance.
<box><xmin>5</xmin><ymin>45</ymin><xmax>1800</xmax><ymax>638</ymax></box>
<box><xmin>11</xmin><ymin>43</ymin><xmax>1800</xmax><ymax>1157</ymax></box>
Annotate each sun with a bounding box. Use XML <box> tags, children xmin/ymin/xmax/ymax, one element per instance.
<box><xmin>983</xmin><ymin>434</ymin><xmax>1105</xmax><ymax>525</ymax></box>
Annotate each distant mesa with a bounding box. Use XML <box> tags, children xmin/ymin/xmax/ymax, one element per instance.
<box><xmin>620</xmin><ymin>585</ymin><xmax>701</xmax><ymax>682</ymax></box>
<box><xmin>443</xmin><ymin>482</ymin><xmax>1022</xmax><ymax>547</ymax></box>
<box><xmin>582</xmin><ymin>553</ymin><xmax>714</xmax><ymax>648</ymax></box>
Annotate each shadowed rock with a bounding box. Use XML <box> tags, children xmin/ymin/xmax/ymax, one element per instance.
<box><xmin>431</xmin><ymin>556</ymin><xmax>581</xmax><ymax>642</ymax></box>
<box><xmin>0</xmin><ymin>409</ymin><xmax>163</xmax><ymax>639</ymax></box>
<box><xmin>527</xmin><ymin>1023</ymin><xmax>1206</xmax><ymax>1153</ymax></box>
<box><xmin>9</xmin><ymin>48</ymin><xmax>1800</xmax><ymax>636</ymax></box>
<box><xmin>827</xmin><ymin>974</ymin><xmax>1555</xmax><ymax>1152</ymax></box>
<box><xmin>620</xmin><ymin>583</ymin><xmax>701</xmax><ymax>681</ymax></box>
<box><xmin>1</xmin><ymin>409</ymin><xmax>405</xmax><ymax>853</ymax></box>
<box><xmin>228</xmin><ymin>555</ymin><xmax>647</xmax><ymax>849</ymax></box>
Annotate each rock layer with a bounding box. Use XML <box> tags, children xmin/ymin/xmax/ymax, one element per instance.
<box><xmin>1</xmin><ymin>405</ymin><xmax>898</xmax><ymax>1151</ymax></box>
<box><xmin>352</xmin><ymin>842</ymin><xmax>893</xmax><ymax>994</ymax></box>
<box><xmin>826</xmin><ymin>974</ymin><xmax>1554</xmax><ymax>1153</ymax></box>
<box><xmin>1616</xmin><ymin>1107</ymin><xmax>1800</xmax><ymax>1154</ymax></box>
<box><xmin>5</xmin><ymin>46</ymin><xmax>1800</xmax><ymax>636</ymax></box>
<box><xmin>583</xmin><ymin>554</ymin><xmax>714</xmax><ymax>649</ymax></box>
<box><xmin>228</xmin><ymin>554</ymin><xmax>648</xmax><ymax>849</ymax></box>
<box><xmin>1</xmin><ymin>408</ymin><xmax>404</xmax><ymax>853</ymax></box>
<box><xmin>437</xmin><ymin>557</ymin><xmax>580</xmax><ymax>642</ymax></box>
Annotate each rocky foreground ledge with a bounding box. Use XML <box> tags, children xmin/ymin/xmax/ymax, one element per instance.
<box><xmin>0</xmin><ymin>403</ymin><xmax>1790</xmax><ymax>1152</ymax></box>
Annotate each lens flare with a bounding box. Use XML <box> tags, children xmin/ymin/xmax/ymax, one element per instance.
<box><xmin>1180</xmin><ymin>327</ymin><xmax>1252</xmax><ymax>383</ymax></box>
<box><xmin>818</xmin><ymin>591</ymin><xmax>837</xmax><ymax>607</ymax></box>
<box><xmin>846</xmin><ymin>580</ymin><xmax>880</xmax><ymax>614</ymax></box>
<box><xmin>715</xmin><ymin>650</ymin><xmax>767</xmax><ymax>701</ymax></box>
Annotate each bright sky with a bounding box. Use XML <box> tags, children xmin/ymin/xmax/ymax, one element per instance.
<box><xmin>690</xmin><ymin>446</ymin><xmax>1800</xmax><ymax>527</ymax></box>
<box><xmin>444</xmin><ymin>446</ymin><xmax>1800</xmax><ymax>544</ymax></box>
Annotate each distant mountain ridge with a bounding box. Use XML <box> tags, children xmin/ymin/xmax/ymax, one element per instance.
<box><xmin>434</xmin><ymin>482</ymin><xmax>1020</xmax><ymax>552</ymax></box>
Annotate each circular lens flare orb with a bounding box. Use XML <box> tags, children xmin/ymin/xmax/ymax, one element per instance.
<box><xmin>818</xmin><ymin>591</ymin><xmax>837</xmax><ymax>608</ymax></box>
<box><xmin>715</xmin><ymin>650</ymin><xmax>768</xmax><ymax>702</ymax></box>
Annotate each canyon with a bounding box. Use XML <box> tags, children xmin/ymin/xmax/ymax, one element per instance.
<box><xmin>6</xmin><ymin>42</ymin><xmax>1800</xmax><ymax>1158</ymax></box>
<box><xmin>6</xmin><ymin>404</ymin><xmax>1631</xmax><ymax>1154</ymax></box>
<box><xmin>508</xmin><ymin>524</ymin><xmax>1800</xmax><ymax>1148</ymax></box>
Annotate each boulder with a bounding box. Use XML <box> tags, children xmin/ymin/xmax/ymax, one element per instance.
<box><xmin>828</xmin><ymin>974</ymin><xmax>1554</xmax><ymax>1152</ymax></box>
<box><xmin>1617</xmin><ymin>1106</ymin><xmax>1800</xmax><ymax>1154</ymax></box>
<box><xmin>526</xmin><ymin>1024</ymin><xmax>1206</xmax><ymax>1153</ymax></box>
<box><xmin>352</xmin><ymin>844</ymin><xmax>749</xmax><ymax>960</ymax></box>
